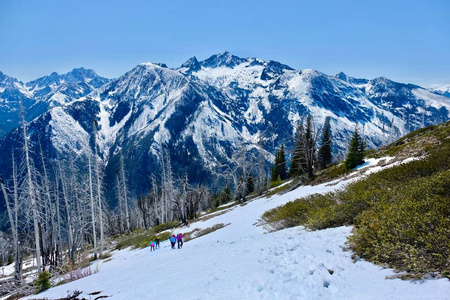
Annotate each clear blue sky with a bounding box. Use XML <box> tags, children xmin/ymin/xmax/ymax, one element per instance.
<box><xmin>1</xmin><ymin>0</ymin><xmax>449</xmax><ymax>86</ymax></box>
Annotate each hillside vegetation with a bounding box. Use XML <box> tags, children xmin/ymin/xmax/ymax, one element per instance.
<box><xmin>262</xmin><ymin>121</ymin><xmax>450</xmax><ymax>278</ymax></box>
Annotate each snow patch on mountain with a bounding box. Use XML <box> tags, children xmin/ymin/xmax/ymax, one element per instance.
<box><xmin>49</xmin><ymin>107</ymin><xmax>90</xmax><ymax>156</ymax></box>
<box><xmin>412</xmin><ymin>88</ymin><xmax>450</xmax><ymax>110</ymax></box>
<box><xmin>97</xmin><ymin>101</ymin><xmax>133</xmax><ymax>160</ymax></box>
<box><xmin>429</xmin><ymin>84</ymin><xmax>450</xmax><ymax>96</ymax></box>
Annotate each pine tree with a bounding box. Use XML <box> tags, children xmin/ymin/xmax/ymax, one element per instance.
<box><xmin>272</xmin><ymin>145</ymin><xmax>287</xmax><ymax>181</ymax></box>
<box><xmin>317</xmin><ymin>117</ymin><xmax>332</xmax><ymax>170</ymax></box>
<box><xmin>246</xmin><ymin>174</ymin><xmax>254</xmax><ymax>194</ymax></box>
<box><xmin>278</xmin><ymin>145</ymin><xmax>287</xmax><ymax>180</ymax></box>
<box><xmin>304</xmin><ymin>116</ymin><xmax>316</xmax><ymax>178</ymax></box>
<box><xmin>290</xmin><ymin>116</ymin><xmax>317</xmax><ymax>178</ymax></box>
<box><xmin>289</xmin><ymin>123</ymin><xmax>307</xmax><ymax>177</ymax></box>
<box><xmin>272</xmin><ymin>150</ymin><xmax>279</xmax><ymax>180</ymax></box>
<box><xmin>345</xmin><ymin>126</ymin><xmax>365</xmax><ymax>169</ymax></box>
<box><xmin>223</xmin><ymin>184</ymin><xmax>232</xmax><ymax>203</ymax></box>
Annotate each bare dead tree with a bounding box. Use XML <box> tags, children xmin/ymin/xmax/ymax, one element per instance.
<box><xmin>19</xmin><ymin>97</ymin><xmax>41</xmax><ymax>272</ymax></box>
<box><xmin>0</xmin><ymin>154</ymin><xmax>22</xmax><ymax>281</ymax></box>
<box><xmin>256</xmin><ymin>141</ymin><xmax>267</xmax><ymax>196</ymax></box>
<box><xmin>87</xmin><ymin>154</ymin><xmax>97</xmax><ymax>259</ymax></box>
<box><xmin>120</xmin><ymin>155</ymin><xmax>130</xmax><ymax>232</ymax></box>
<box><xmin>232</xmin><ymin>145</ymin><xmax>256</xmax><ymax>202</ymax></box>
<box><xmin>92</xmin><ymin>120</ymin><xmax>105</xmax><ymax>256</ymax></box>
<box><xmin>115</xmin><ymin>170</ymin><xmax>124</xmax><ymax>234</ymax></box>
<box><xmin>57</xmin><ymin>160</ymin><xmax>74</xmax><ymax>264</ymax></box>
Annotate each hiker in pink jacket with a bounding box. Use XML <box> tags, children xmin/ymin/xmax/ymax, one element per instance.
<box><xmin>149</xmin><ymin>240</ymin><xmax>155</xmax><ymax>252</ymax></box>
<box><xmin>177</xmin><ymin>233</ymin><xmax>184</xmax><ymax>249</ymax></box>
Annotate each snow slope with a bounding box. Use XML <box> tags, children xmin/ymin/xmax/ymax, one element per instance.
<box><xmin>29</xmin><ymin>159</ymin><xmax>449</xmax><ymax>300</ymax></box>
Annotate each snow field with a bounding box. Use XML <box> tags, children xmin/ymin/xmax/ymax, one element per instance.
<box><xmin>29</xmin><ymin>158</ymin><xmax>449</xmax><ymax>299</ymax></box>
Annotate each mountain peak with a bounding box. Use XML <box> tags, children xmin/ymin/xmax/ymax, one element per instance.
<box><xmin>27</xmin><ymin>67</ymin><xmax>107</xmax><ymax>88</ymax></box>
<box><xmin>64</xmin><ymin>67</ymin><xmax>101</xmax><ymax>82</ymax></box>
<box><xmin>0</xmin><ymin>71</ymin><xmax>17</xmax><ymax>82</ymax></box>
<box><xmin>200</xmin><ymin>51</ymin><xmax>247</xmax><ymax>68</ymax></box>
<box><xmin>0</xmin><ymin>71</ymin><xmax>21</xmax><ymax>89</ymax></box>
<box><xmin>370</xmin><ymin>76</ymin><xmax>394</xmax><ymax>86</ymax></box>
<box><xmin>335</xmin><ymin>72</ymin><xmax>348</xmax><ymax>81</ymax></box>
<box><xmin>139</xmin><ymin>62</ymin><xmax>168</xmax><ymax>69</ymax></box>
<box><xmin>180</xmin><ymin>56</ymin><xmax>201</xmax><ymax>72</ymax></box>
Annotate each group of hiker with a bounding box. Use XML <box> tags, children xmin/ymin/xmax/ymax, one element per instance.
<box><xmin>148</xmin><ymin>233</ymin><xmax>184</xmax><ymax>251</ymax></box>
<box><xmin>170</xmin><ymin>233</ymin><xmax>184</xmax><ymax>249</ymax></box>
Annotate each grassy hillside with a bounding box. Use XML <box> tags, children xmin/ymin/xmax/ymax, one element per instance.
<box><xmin>262</xmin><ymin>121</ymin><xmax>450</xmax><ymax>279</ymax></box>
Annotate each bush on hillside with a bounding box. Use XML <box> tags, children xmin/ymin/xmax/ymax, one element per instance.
<box><xmin>261</xmin><ymin>126</ymin><xmax>450</xmax><ymax>277</ymax></box>
<box><xmin>153</xmin><ymin>221</ymin><xmax>181</xmax><ymax>233</ymax></box>
<box><xmin>35</xmin><ymin>270</ymin><xmax>51</xmax><ymax>293</ymax></box>
<box><xmin>349</xmin><ymin>170</ymin><xmax>450</xmax><ymax>278</ymax></box>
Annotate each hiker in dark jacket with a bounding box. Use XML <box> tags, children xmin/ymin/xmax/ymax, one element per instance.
<box><xmin>177</xmin><ymin>233</ymin><xmax>184</xmax><ymax>249</ymax></box>
<box><xmin>169</xmin><ymin>235</ymin><xmax>177</xmax><ymax>249</ymax></box>
<box><xmin>155</xmin><ymin>236</ymin><xmax>160</xmax><ymax>249</ymax></box>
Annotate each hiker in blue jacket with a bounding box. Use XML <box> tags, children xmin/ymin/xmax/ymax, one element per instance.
<box><xmin>169</xmin><ymin>235</ymin><xmax>177</xmax><ymax>249</ymax></box>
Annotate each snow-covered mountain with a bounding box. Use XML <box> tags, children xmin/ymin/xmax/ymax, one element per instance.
<box><xmin>0</xmin><ymin>68</ymin><xmax>109</xmax><ymax>137</ymax></box>
<box><xmin>0</xmin><ymin>52</ymin><xmax>449</xmax><ymax>203</ymax></box>
<box><xmin>26</xmin><ymin>67</ymin><xmax>109</xmax><ymax>106</ymax></box>
<box><xmin>430</xmin><ymin>84</ymin><xmax>450</xmax><ymax>97</ymax></box>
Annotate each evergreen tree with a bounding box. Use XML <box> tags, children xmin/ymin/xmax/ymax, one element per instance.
<box><xmin>345</xmin><ymin>126</ymin><xmax>365</xmax><ymax>169</ymax></box>
<box><xmin>304</xmin><ymin>115</ymin><xmax>316</xmax><ymax>178</ymax></box>
<box><xmin>289</xmin><ymin>123</ymin><xmax>307</xmax><ymax>177</ymax></box>
<box><xmin>223</xmin><ymin>184</ymin><xmax>232</xmax><ymax>203</ymax></box>
<box><xmin>272</xmin><ymin>149</ymin><xmax>279</xmax><ymax>181</ymax></box>
<box><xmin>290</xmin><ymin>116</ymin><xmax>317</xmax><ymax>178</ymax></box>
<box><xmin>278</xmin><ymin>145</ymin><xmax>287</xmax><ymax>180</ymax></box>
<box><xmin>272</xmin><ymin>145</ymin><xmax>287</xmax><ymax>181</ymax></box>
<box><xmin>246</xmin><ymin>174</ymin><xmax>254</xmax><ymax>194</ymax></box>
<box><xmin>317</xmin><ymin>117</ymin><xmax>332</xmax><ymax>170</ymax></box>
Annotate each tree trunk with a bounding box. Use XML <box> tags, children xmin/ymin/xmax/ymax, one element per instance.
<box><xmin>88</xmin><ymin>155</ymin><xmax>98</xmax><ymax>260</ymax></box>
<box><xmin>20</xmin><ymin>98</ymin><xmax>41</xmax><ymax>272</ymax></box>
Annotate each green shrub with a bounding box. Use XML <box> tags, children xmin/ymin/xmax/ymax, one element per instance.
<box><xmin>349</xmin><ymin>170</ymin><xmax>450</xmax><ymax>278</ymax></box>
<box><xmin>261</xmin><ymin>122</ymin><xmax>450</xmax><ymax>277</ymax></box>
<box><xmin>184</xmin><ymin>223</ymin><xmax>228</xmax><ymax>242</ymax></box>
<box><xmin>320</xmin><ymin>163</ymin><xmax>349</xmax><ymax>180</ymax></box>
<box><xmin>157</xmin><ymin>231</ymin><xmax>172</xmax><ymax>241</ymax></box>
<box><xmin>35</xmin><ymin>270</ymin><xmax>51</xmax><ymax>293</ymax></box>
<box><xmin>266</xmin><ymin>181</ymin><xmax>292</xmax><ymax>196</ymax></box>
<box><xmin>116</xmin><ymin>230</ymin><xmax>155</xmax><ymax>250</ymax></box>
<box><xmin>206</xmin><ymin>201</ymin><xmax>238</xmax><ymax>214</ymax></box>
<box><xmin>305</xmin><ymin>193</ymin><xmax>343</xmax><ymax>230</ymax></box>
<box><xmin>153</xmin><ymin>221</ymin><xmax>181</xmax><ymax>234</ymax></box>
<box><xmin>262</xmin><ymin>198</ymin><xmax>310</xmax><ymax>230</ymax></box>
<box><xmin>115</xmin><ymin>227</ymin><xmax>176</xmax><ymax>250</ymax></box>
<box><xmin>270</xmin><ymin>176</ymin><xmax>283</xmax><ymax>188</ymax></box>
